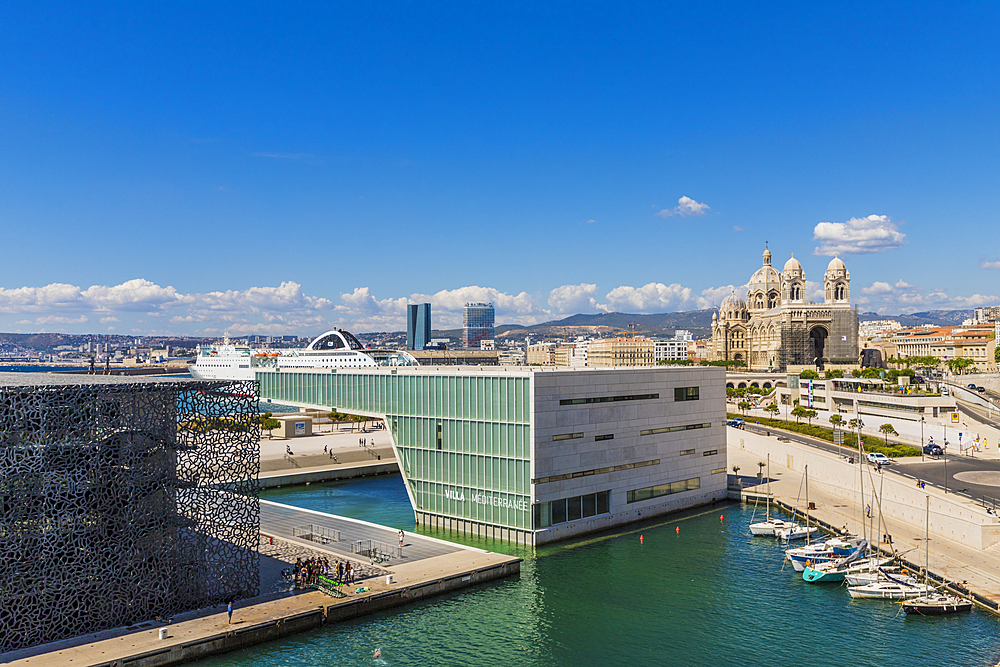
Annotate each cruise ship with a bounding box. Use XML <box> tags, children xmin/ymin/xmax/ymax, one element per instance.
<box><xmin>189</xmin><ymin>330</ymin><xmax>418</xmax><ymax>381</ymax></box>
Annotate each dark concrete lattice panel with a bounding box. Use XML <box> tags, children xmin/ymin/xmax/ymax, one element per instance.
<box><xmin>0</xmin><ymin>379</ymin><xmax>260</xmax><ymax>653</ymax></box>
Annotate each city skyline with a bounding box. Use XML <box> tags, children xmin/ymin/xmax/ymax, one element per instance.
<box><xmin>1</xmin><ymin>2</ymin><xmax>998</xmax><ymax>335</ymax></box>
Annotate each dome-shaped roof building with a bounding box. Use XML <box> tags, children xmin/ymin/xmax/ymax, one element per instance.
<box><xmin>711</xmin><ymin>246</ymin><xmax>857</xmax><ymax>372</ymax></box>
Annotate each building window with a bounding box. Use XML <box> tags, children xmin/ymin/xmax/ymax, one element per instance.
<box><xmin>533</xmin><ymin>459</ymin><xmax>659</xmax><ymax>485</ymax></box>
<box><xmin>674</xmin><ymin>387</ymin><xmax>699</xmax><ymax>402</ymax></box>
<box><xmin>679</xmin><ymin>449</ymin><xmax>695</xmax><ymax>456</ymax></box>
<box><xmin>595</xmin><ymin>434</ymin><xmax>614</xmax><ymax>442</ymax></box>
<box><xmin>533</xmin><ymin>490</ymin><xmax>611</xmax><ymax>528</ymax></box>
<box><xmin>703</xmin><ymin>450</ymin><xmax>718</xmax><ymax>456</ymax></box>
<box><xmin>553</xmin><ymin>432</ymin><xmax>584</xmax><ymax>441</ymax></box>
<box><xmin>560</xmin><ymin>393</ymin><xmax>659</xmax><ymax>406</ymax></box>
<box><xmin>640</xmin><ymin>422</ymin><xmax>710</xmax><ymax>436</ymax></box>
<box><xmin>711</xmin><ymin>468</ymin><xmax>726</xmax><ymax>475</ymax></box>
<box><xmin>626</xmin><ymin>477</ymin><xmax>701</xmax><ymax>503</ymax></box>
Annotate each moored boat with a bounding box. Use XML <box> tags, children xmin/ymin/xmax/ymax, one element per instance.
<box><xmin>902</xmin><ymin>593</ymin><xmax>973</xmax><ymax>615</ymax></box>
<box><xmin>848</xmin><ymin>577</ymin><xmax>934</xmax><ymax>599</ymax></box>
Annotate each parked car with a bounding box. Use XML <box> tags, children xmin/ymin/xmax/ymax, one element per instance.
<box><xmin>923</xmin><ymin>444</ymin><xmax>943</xmax><ymax>456</ymax></box>
<box><xmin>968</xmin><ymin>383</ymin><xmax>978</xmax><ymax>390</ymax></box>
<box><xmin>726</xmin><ymin>418</ymin><xmax>746</xmax><ymax>428</ymax></box>
<box><xmin>977</xmin><ymin>386</ymin><xmax>987</xmax><ymax>393</ymax></box>
<box><xmin>912</xmin><ymin>376</ymin><xmax>925</xmax><ymax>384</ymax></box>
<box><xmin>941</xmin><ymin>387</ymin><xmax>949</xmax><ymax>396</ymax></box>
<box><xmin>867</xmin><ymin>452</ymin><xmax>891</xmax><ymax>466</ymax></box>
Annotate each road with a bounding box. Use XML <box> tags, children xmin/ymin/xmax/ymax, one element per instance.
<box><xmin>741</xmin><ymin>422</ymin><xmax>1000</xmax><ymax>508</ymax></box>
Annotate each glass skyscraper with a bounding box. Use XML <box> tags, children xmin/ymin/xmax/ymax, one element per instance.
<box><xmin>407</xmin><ymin>303</ymin><xmax>432</xmax><ymax>350</ymax></box>
<box><xmin>463</xmin><ymin>302</ymin><xmax>495</xmax><ymax>350</ymax></box>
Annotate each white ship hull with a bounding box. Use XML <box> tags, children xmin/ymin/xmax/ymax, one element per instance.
<box><xmin>190</xmin><ymin>330</ymin><xmax>418</xmax><ymax>382</ymax></box>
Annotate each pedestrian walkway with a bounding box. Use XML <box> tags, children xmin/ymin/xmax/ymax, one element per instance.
<box><xmin>261</xmin><ymin>500</ymin><xmax>463</xmax><ymax>563</ymax></box>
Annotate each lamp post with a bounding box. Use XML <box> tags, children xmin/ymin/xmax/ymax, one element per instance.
<box><xmin>920</xmin><ymin>416</ymin><xmax>925</xmax><ymax>462</ymax></box>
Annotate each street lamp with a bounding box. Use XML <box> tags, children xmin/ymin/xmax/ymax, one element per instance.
<box><xmin>920</xmin><ymin>415</ymin><xmax>925</xmax><ymax>462</ymax></box>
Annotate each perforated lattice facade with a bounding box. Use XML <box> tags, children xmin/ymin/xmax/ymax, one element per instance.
<box><xmin>0</xmin><ymin>378</ymin><xmax>260</xmax><ymax>653</ymax></box>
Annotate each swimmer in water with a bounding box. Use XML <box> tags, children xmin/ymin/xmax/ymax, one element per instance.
<box><xmin>373</xmin><ymin>648</ymin><xmax>382</xmax><ymax>659</ymax></box>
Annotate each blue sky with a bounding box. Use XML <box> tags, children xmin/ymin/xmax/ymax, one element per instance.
<box><xmin>1</xmin><ymin>2</ymin><xmax>998</xmax><ymax>335</ymax></box>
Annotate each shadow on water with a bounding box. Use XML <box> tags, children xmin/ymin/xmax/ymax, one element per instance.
<box><xmin>199</xmin><ymin>475</ymin><xmax>1000</xmax><ymax>667</ymax></box>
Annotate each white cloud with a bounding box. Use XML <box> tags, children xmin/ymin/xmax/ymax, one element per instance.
<box><xmin>860</xmin><ymin>279</ymin><xmax>998</xmax><ymax>313</ymax></box>
<box><xmin>812</xmin><ymin>214</ymin><xmax>905</xmax><ymax>255</ymax></box>
<box><xmin>100</xmin><ymin>316</ymin><xmax>120</xmax><ymax>323</ymax></box>
<box><xmin>0</xmin><ymin>283</ymin><xmax>83</xmax><ymax>313</ymax></box>
<box><xmin>82</xmin><ymin>279</ymin><xmax>184</xmax><ymax>312</ymax></box>
<box><xmin>603</xmin><ymin>283</ymin><xmax>705</xmax><ymax>312</ymax></box>
<box><xmin>733</xmin><ymin>226</ymin><xmax>744</xmax><ymax>232</ymax></box>
<box><xmin>31</xmin><ymin>315</ymin><xmax>89</xmax><ymax>326</ymax></box>
<box><xmin>981</xmin><ymin>258</ymin><xmax>1000</xmax><ymax>270</ymax></box>
<box><xmin>548</xmin><ymin>284</ymin><xmax>599</xmax><ymax>314</ymax></box>
<box><xmin>656</xmin><ymin>196</ymin><xmax>711</xmax><ymax>218</ymax></box>
<box><xmin>699</xmin><ymin>284</ymin><xmax>748</xmax><ymax>308</ymax></box>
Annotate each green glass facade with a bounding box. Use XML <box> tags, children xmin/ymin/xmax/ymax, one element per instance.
<box><xmin>257</xmin><ymin>370</ymin><xmax>533</xmax><ymax>530</ymax></box>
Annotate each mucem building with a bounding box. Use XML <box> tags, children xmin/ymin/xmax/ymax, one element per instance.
<box><xmin>0</xmin><ymin>374</ymin><xmax>260</xmax><ymax>652</ymax></box>
<box><xmin>258</xmin><ymin>365</ymin><xmax>726</xmax><ymax>545</ymax></box>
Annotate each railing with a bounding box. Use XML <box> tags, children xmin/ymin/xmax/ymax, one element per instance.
<box><xmin>352</xmin><ymin>539</ymin><xmax>401</xmax><ymax>561</ymax></box>
<box><xmin>292</xmin><ymin>524</ymin><xmax>340</xmax><ymax>545</ymax></box>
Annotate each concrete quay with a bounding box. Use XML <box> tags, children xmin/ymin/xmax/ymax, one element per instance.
<box><xmin>3</xmin><ymin>519</ymin><xmax>520</xmax><ymax>667</ymax></box>
<box><xmin>728</xmin><ymin>430</ymin><xmax>1000</xmax><ymax>610</ymax></box>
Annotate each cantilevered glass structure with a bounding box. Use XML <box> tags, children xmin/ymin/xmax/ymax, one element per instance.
<box><xmin>258</xmin><ymin>366</ymin><xmax>726</xmax><ymax>545</ymax></box>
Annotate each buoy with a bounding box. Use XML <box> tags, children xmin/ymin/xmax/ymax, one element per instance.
<box><xmin>676</xmin><ymin>526</ymin><xmax>680</xmax><ymax>534</ymax></box>
<box><xmin>640</xmin><ymin>535</ymin><xmax>644</xmax><ymax>545</ymax></box>
<box><xmin>720</xmin><ymin>515</ymin><xmax>724</xmax><ymax>522</ymax></box>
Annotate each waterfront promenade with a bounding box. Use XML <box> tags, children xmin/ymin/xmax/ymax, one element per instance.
<box><xmin>729</xmin><ymin>432</ymin><xmax>1000</xmax><ymax>607</ymax></box>
<box><xmin>3</xmin><ymin>506</ymin><xmax>520</xmax><ymax>667</ymax></box>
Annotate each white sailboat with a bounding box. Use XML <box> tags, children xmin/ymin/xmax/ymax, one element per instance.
<box><xmin>777</xmin><ymin>465</ymin><xmax>818</xmax><ymax>541</ymax></box>
<box><xmin>749</xmin><ymin>454</ymin><xmax>797</xmax><ymax>536</ymax></box>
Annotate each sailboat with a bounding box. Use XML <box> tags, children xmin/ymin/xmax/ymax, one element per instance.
<box><xmin>749</xmin><ymin>454</ymin><xmax>797</xmax><ymax>536</ymax></box>
<box><xmin>776</xmin><ymin>465</ymin><xmax>818</xmax><ymax>541</ymax></box>
<box><xmin>901</xmin><ymin>495</ymin><xmax>973</xmax><ymax>615</ymax></box>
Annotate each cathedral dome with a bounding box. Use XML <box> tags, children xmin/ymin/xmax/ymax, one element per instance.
<box><xmin>783</xmin><ymin>254</ymin><xmax>802</xmax><ymax>273</ymax></box>
<box><xmin>720</xmin><ymin>291</ymin><xmax>747</xmax><ymax>312</ymax></box>
<box><xmin>750</xmin><ymin>264</ymin><xmax>780</xmax><ymax>287</ymax></box>
<box><xmin>827</xmin><ymin>255</ymin><xmax>846</xmax><ymax>272</ymax></box>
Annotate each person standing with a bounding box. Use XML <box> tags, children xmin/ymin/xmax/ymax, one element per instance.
<box><xmin>227</xmin><ymin>601</ymin><xmax>233</xmax><ymax>624</ymax></box>
<box><xmin>398</xmin><ymin>529</ymin><xmax>404</xmax><ymax>548</ymax></box>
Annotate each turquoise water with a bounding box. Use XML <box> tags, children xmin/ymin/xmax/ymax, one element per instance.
<box><xmin>198</xmin><ymin>476</ymin><xmax>1000</xmax><ymax>666</ymax></box>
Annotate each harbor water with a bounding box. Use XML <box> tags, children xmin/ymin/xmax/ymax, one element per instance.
<box><xmin>196</xmin><ymin>475</ymin><xmax>1000</xmax><ymax>666</ymax></box>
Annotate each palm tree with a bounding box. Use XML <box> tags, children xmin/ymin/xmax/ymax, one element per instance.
<box><xmin>805</xmin><ymin>409</ymin><xmax>817</xmax><ymax>426</ymax></box>
<box><xmin>829</xmin><ymin>414</ymin><xmax>844</xmax><ymax>429</ymax></box>
<box><xmin>738</xmin><ymin>400</ymin><xmax>750</xmax><ymax>415</ymax></box>
<box><xmin>791</xmin><ymin>405</ymin><xmax>807</xmax><ymax>423</ymax></box>
<box><xmin>765</xmin><ymin>403</ymin><xmax>780</xmax><ymax>418</ymax></box>
<box><xmin>879</xmin><ymin>423</ymin><xmax>898</xmax><ymax>445</ymax></box>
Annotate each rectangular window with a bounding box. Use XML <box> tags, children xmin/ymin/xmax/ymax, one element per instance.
<box><xmin>640</xmin><ymin>422</ymin><xmax>711</xmax><ymax>436</ymax></box>
<box><xmin>582</xmin><ymin>493</ymin><xmax>597</xmax><ymax>518</ymax></box>
<box><xmin>436</xmin><ymin>423</ymin><xmax>442</xmax><ymax>450</ymax></box>
<box><xmin>679</xmin><ymin>449</ymin><xmax>695</xmax><ymax>456</ymax></box>
<box><xmin>567</xmin><ymin>496</ymin><xmax>582</xmax><ymax>522</ymax></box>
<box><xmin>674</xmin><ymin>386</ymin><xmax>699</xmax><ymax>402</ymax></box>
<box><xmin>553</xmin><ymin>432</ymin><xmax>584</xmax><ymax>441</ymax></box>
<box><xmin>533</xmin><ymin>459</ymin><xmax>659</xmax><ymax>485</ymax></box>
<box><xmin>711</xmin><ymin>468</ymin><xmax>726</xmax><ymax>474</ymax></box>
<box><xmin>703</xmin><ymin>450</ymin><xmax>718</xmax><ymax>456</ymax></box>
<box><xmin>560</xmin><ymin>393</ymin><xmax>658</xmax><ymax>406</ymax></box>
<box><xmin>626</xmin><ymin>477</ymin><xmax>701</xmax><ymax>503</ymax></box>
<box><xmin>551</xmin><ymin>498</ymin><xmax>567</xmax><ymax>524</ymax></box>
<box><xmin>595</xmin><ymin>434</ymin><xmax>614</xmax><ymax>441</ymax></box>
<box><xmin>596</xmin><ymin>490</ymin><xmax>610</xmax><ymax>515</ymax></box>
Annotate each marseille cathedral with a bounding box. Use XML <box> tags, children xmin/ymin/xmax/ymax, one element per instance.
<box><xmin>710</xmin><ymin>246</ymin><xmax>859</xmax><ymax>371</ymax></box>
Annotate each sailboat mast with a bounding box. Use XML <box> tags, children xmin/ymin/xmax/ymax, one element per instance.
<box><xmin>766</xmin><ymin>454</ymin><xmax>770</xmax><ymax>522</ymax></box>
<box><xmin>925</xmin><ymin>494</ymin><xmax>930</xmax><ymax>583</ymax></box>
<box><xmin>805</xmin><ymin>465</ymin><xmax>810</xmax><ymax>545</ymax></box>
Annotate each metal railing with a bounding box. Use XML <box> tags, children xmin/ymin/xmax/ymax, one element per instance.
<box><xmin>292</xmin><ymin>523</ymin><xmax>340</xmax><ymax>545</ymax></box>
<box><xmin>352</xmin><ymin>539</ymin><xmax>401</xmax><ymax>561</ymax></box>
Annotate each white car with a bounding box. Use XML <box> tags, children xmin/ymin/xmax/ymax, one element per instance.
<box><xmin>867</xmin><ymin>452</ymin><xmax>891</xmax><ymax>466</ymax></box>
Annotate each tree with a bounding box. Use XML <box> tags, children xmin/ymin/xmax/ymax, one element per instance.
<box><xmin>262</xmin><ymin>417</ymin><xmax>281</xmax><ymax>439</ymax></box>
<box><xmin>804</xmin><ymin>409</ymin><xmax>818</xmax><ymax>426</ymax></box>
<box><xmin>791</xmin><ymin>405</ymin><xmax>807</xmax><ymax>423</ymax></box>
<box><xmin>764</xmin><ymin>403</ymin><xmax>780</xmax><ymax>418</ymax></box>
<box><xmin>879</xmin><ymin>423</ymin><xmax>898</xmax><ymax>444</ymax></box>
<box><xmin>829</xmin><ymin>414</ymin><xmax>844</xmax><ymax>429</ymax></box>
<box><xmin>824</xmin><ymin>369</ymin><xmax>844</xmax><ymax>379</ymax></box>
<box><xmin>799</xmin><ymin>369</ymin><xmax>820</xmax><ymax>379</ymax></box>
<box><xmin>860</xmin><ymin>367</ymin><xmax>882</xmax><ymax>379</ymax></box>
<box><xmin>738</xmin><ymin>400</ymin><xmax>750</xmax><ymax>415</ymax></box>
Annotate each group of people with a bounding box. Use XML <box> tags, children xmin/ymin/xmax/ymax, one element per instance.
<box><xmin>358</xmin><ymin>437</ymin><xmax>374</xmax><ymax>447</ymax></box>
<box><xmin>292</xmin><ymin>556</ymin><xmax>357</xmax><ymax>587</ymax></box>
